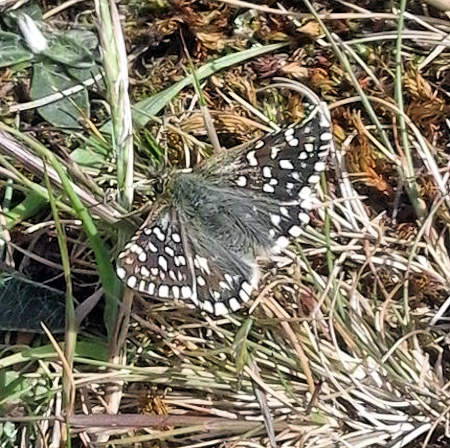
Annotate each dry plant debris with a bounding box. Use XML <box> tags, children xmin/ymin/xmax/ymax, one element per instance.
<box><xmin>0</xmin><ymin>1</ymin><xmax>449</xmax><ymax>447</ymax></box>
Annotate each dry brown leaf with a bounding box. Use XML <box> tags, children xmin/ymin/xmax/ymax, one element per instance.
<box><xmin>297</xmin><ymin>21</ymin><xmax>322</xmax><ymax>37</ymax></box>
<box><xmin>346</xmin><ymin>111</ymin><xmax>394</xmax><ymax>195</ymax></box>
<box><xmin>195</xmin><ymin>31</ymin><xmax>229</xmax><ymax>51</ymax></box>
<box><xmin>281</xmin><ymin>62</ymin><xmax>309</xmax><ymax>79</ymax></box>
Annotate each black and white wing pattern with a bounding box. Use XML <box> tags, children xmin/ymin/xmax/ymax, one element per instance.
<box><xmin>116</xmin><ymin>206</ymin><xmax>258</xmax><ymax>315</ymax></box>
<box><xmin>206</xmin><ymin>104</ymin><xmax>332</xmax><ymax>252</ymax></box>
<box><xmin>116</xmin><ymin>103</ymin><xmax>333</xmax><ymax>316</ymax></box>
<box><xmin>116</xmin><ymin>207</ymin><xmax>192</xmax><ymax>301</ymax></box>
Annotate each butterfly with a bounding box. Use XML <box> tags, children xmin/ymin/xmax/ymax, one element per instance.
<box><xmin>116</xmin><ymin>102</ymin><xmax>332</xmax><ymax>316</ymax></box>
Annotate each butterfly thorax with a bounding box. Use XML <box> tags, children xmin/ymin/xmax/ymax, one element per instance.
<box><xmin>169</xmin><ymin>172</ymin><xmax>276</xmax><ymax>257</ymax></box>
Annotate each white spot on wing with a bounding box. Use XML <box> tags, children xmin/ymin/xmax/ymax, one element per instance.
<box><xmin>271</xmin><ymin>214</ymin><xmax>281</xmax><ymax>226</ymax></box>
<box><xmin>279</xmin><ymin>207</ymin><xmax>289</xmax><ymax>217</ymax></box>
<box><xmin>153</xmin><ymin>226</ymin><xmax>165</xmax><ymax>241</ymax></box>
<box><xmin>301</xmin><ymin>199</ymin><xmax>313</xmax><ymax>210</ymax></box>
<box><xmin>214</xmin><ymin>302</ymin><xmax>229</xmax><ymax>316</ymax></box>
<box><xmin>202</xmin><ymin>300</ymin><xmax>214</xmax><ymax>313</ymax></box>
<box><xmin>158</xmin><ymin>255</ymin><xmax>168</xmax><ymax>271</ymax></box>
<box><xmin>314</xmin><ymin>161</ymin><xmax>326</xmax><ymax>172</ymax></box>
<box><xmin>164</xmin><ymin>246</ymin><xmax>175</xmax><ymax>257</ymax></box>
<box><xmin>289</xmin><ymin>225</ymin><xmax>302</xmax><ymax>237</ymax></box>
<box><xmin>197</xmin><ymin>276</ymin><xmax>206</xmax><ymax>287</ymax></box>
<box><xmin>159</xmin><ymin>285</ymin><xmax>169</xmax><ymax>298</ymax></box>
<box><xmin>308</xmin><ymin>174</ymin><xmax>320</xmax><ymax>184</ymax></box>
<box><xmin>147</xmin><ymin>282</ymin><xmax>155</xmax><ymax>295</ymax></box>
<box><xmin>299</xmin><ymin>186</ymin><xmax>312</xmax><ymax>200</ymax></box>
<box><xmin>273</xmin><ymin>236</ymin><xmax>290</xmax><ymax>252</ymax></box>
<box><xmin>127</xmin><ymin>275</ymin><xmax>137</xmax><ymax>288</ymax></box>
<box><xmin>229</xmin><ymin>298</ymin><xmax>241</xmax><ymax>311</ymax></box>
<box><xmin>298</xmin><ymin>212</ymin><xmax>310</xmax><ymax>224</ymax></box>
<box><xmin>279</xmin><ymin>160</ymin><xmax>294</xmax><ymax>170</ymax></box>
<box><xmin>271</xmin><ymin>146</ymin><xmax>281</xmax><ymax>159</ymax></box>
<box><xmin>246</xmin><ymin>150</ymin><xmax>258</xmax><ymax>166</ymax></box>
<box><xmin>239</xmin><ymin>289</ymin><xmax>250</xmax><ymax>302</ymax></box>
<box><xmin>116</xmin><ymin>267</ymin><xmax>126</xmax><ymax>279</ymax></box>
<box><xmin>129</xmin><ymin>244</ymin><xmax>141</xmax><ymax>254</ymax></box>
<box><xmin>181</xmin><ymin>286</ymin><xmax>192</xmax><ymax>298</ymax></box>
<box><xmin>195</xmin><ymin>256</ymin><xmax>210</xmax><ymax>274</ymax></box>
<box><xmin>320</xmin><ymin>132</ymin><xmax>332</xmax><ymax>141</ymax></box>
<box><xmin>262</xmin><ymin>166</ymin><xmax>272</xmax><ymax>178</ymax></box>
<box><xmin>236</xmin><ymin>175</ymin><xmax>247</xmax><ymax>187</ymax></box>
<box><xmin>263</xmin><ymin>184</ymin><xmax>275</xmax><ymax>193</ymax></box>
<box><xmin>241</xmin><ymin>281</ymin><xmax>252</xmax><ymax>295</ymax></box>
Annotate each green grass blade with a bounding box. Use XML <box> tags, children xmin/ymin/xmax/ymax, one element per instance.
<box><xmin>132</xmin><ymin>43</ymin><xmax>287</xmax><ymax>129</ymax></box>
<box><xmin>0</xmin><ymin>125</ymin><xmax>120</xmax><ymax>340</ymax></box>
<box><xmin>43</xmin><ymin>163</ymin><xmax>77</xmax><ymax>419</ymax></box>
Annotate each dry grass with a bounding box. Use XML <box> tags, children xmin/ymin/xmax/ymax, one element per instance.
<box><xmin>0</xmin><ymin>1</ymin><xmax>449</xmax><ymax>447</ymax></box>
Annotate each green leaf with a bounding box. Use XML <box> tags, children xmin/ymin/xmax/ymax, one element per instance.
<box><xmin>64</xmin><ymin>29</ymin><xmax>99</xmax><ymax>51</ymax></box>
<box><xmin>66</xmin><ymin>134</ymin><xmax>111</xmax><ymax>169</ymax></box>
<box><xmin>0</xmin><ymin>31</ymin><xmax>33</xmax><ymax>67</ymax></box>
<box><xmin>0</xmin><ymin>371</ymin><xmax>29</xmax><ymax>405</ymax></box>
<box><xmin>74</xmin><ymin>339</ymin><xmax>109</xmax><ymax>361</ymax></box>
<box><xmin>31</xmin><ymin>62</ymin><xmax>90</xmax><ymax>129</ymax></box>
<box><xmin>43</xmin><ymin>32</ymin><xmax>95</xmax><ymax>68</ymax></box>
<box><xmin>4</xmin><ymin>191</ymin><xmax>48</xmax><ymax>229</ymax></box>
<box><xmin>2</xmin><ymin>3</ymin><xmax>42</xmax><ymax>29</ymax></box>
<box><xmin>0</xmin><ymin>340</ymin><xmax>109</xmax><ymax>370</ymax></box>
<box><xmin>66</xmin><ymin>63</ymin><xmax>103</xmax><ymax>85</ymax></box>
<box><xmin>0</xmin><ymin>421</ymin><xmax>17</xmax><ymax>446</ymax></box>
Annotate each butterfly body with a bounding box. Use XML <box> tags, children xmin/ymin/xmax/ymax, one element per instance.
<box><xmin>173</xmin><ymin>173</ymin><xmax>277</xmax><ymax>252</ymax></box>
<box><xmin>117</xmin><ymin>103</ymin><xmax>332</xmax><ymax>315</ymax></box>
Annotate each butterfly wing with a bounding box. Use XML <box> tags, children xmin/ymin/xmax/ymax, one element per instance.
<box><xmin>116</xmin><ymin>205</ymin><xmax>257</xmax><ymax>315</ymax></box>
<box><xmin>204</xmin><ymin>104</ymin><xmax>332</xmax><ymax>251</ymax></box>
<box><xmin>116</xmin><ymin>207</ymin><xmax>193</xmax><ymax>301</ymax></box>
